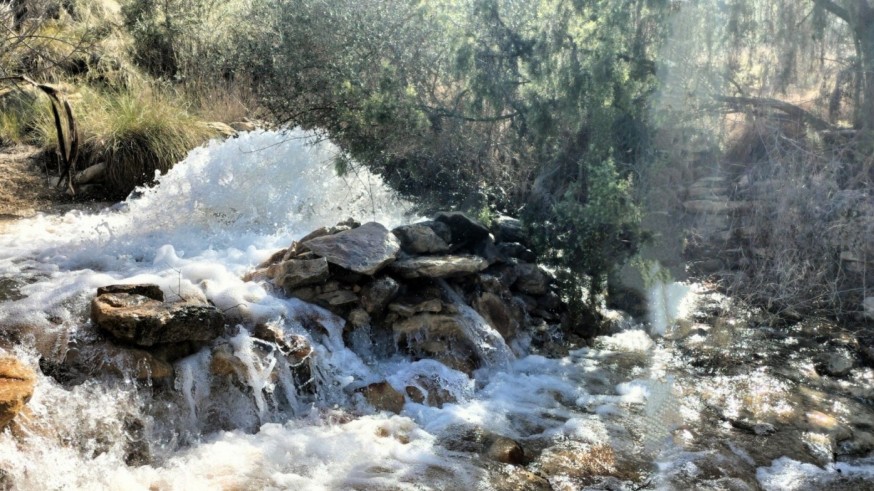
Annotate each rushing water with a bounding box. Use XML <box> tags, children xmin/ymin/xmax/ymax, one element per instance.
<box><xmin>1</xmin><ymin>130</ymin><xmax>873</xmax><ymax>490</ymax></box>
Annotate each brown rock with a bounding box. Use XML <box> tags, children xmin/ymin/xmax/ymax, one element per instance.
<box><xmin>270</xmin><ymin>257</ymin><xmax>330</xmax><ymax>291</ymax></box>
<box><xmin>0</xmin><ymin>357</ymin><xmax>36</xmax><ymax>429</ymax></box>
<box><xmin>389</xmin><ymin>255</ymin><xmax>489</xmax><ymax>279</ymax></box>
<box><xmin>303</xmin><ymin>222</ymin><xmax>400</xmax><ymax>275</ymax></box>
<box><xmin>485</xmin><ymin>436</ymin><xmax>526</xmax><ymax>465</ymax></box>
<box><xmin>91</xmin><ymin>292</ymin><xmax>226</xmax><ymax>347</ymax></box>
<box><xmin>347</xmin><ymin>308</ymin><xmax>371</xmax><ymax>328</ymax></box>
<box><xmin>472</xmin><ymin>292</ymin><xmax>522</xmax><ymax>340</ymax></box>
<box><xmin>404</xmin><ymin>375</ymin><xmax>457</xmax><ymax>408</ymax></box>
<box><xmin>357</xmin><ymin>381</ymin><xmax>405</xmax><ymax>413</ymax></box>
<box><xmin>64</xmin><ymin>341</ymin><xmax>173</xmax><ymax>381</ymax></box>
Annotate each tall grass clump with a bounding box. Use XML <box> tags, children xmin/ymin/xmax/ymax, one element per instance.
<box><xmin>86</xmin><ymin>87</ymin><xmax>215</xmax><ymax>196</ymax></box>
<box><xmin>29</xmin><ymin>84</ymin><xmax>215</xmax><ymax>196</ymax></box>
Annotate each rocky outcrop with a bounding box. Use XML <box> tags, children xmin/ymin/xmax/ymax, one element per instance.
<box><xmin>0</xmin><ymin>356</ymin><xmax>35</xmax><ymax>429</ymax></box>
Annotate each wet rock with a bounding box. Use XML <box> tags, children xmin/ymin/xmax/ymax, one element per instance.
<box><xmin>96</xmin><ymin>284</ymin><xmax>164</xmax><ymax>301</ymax></box>
<box><xmin>440</xmin><ymin>426</ymin><xmax>525</xmax><ymax>465</ymax></box>
<box><xmin>270</xmin><ymin>257</ymin><xmax>330</xmax><ymax>291</ymax></box>
<box><xmin>360</xmin><ymin>277</ymin><xmax>400</xmax><ymax>314</ymax></box>
<box><xmin>486</xmin><ymin>263</ymin><xmax>520</xmax><ymax>289</ymax></box>
<box><xmin>404</xmin><ymin>375</ymin><xmax>457</xmax><ymax>408</ymax></box>
<box><xmin>357</xmin><ymin>381</ymin><xmax>405</xmax><ymax>414</ymax></box>
<box><xmin>388</xmin><ymin>299</ymin><xmax>443</xmax><ymax>317</ymax></box>
<box><xmin>91</xmin><ymin>290</ymin><xmax>226</xmax><ymax>347</ymax></box>
<box><xmin>0</xmin><ymin>356</ymin><xmax>36</xmax><ymax>429</ymax></box>
<box><xmin>389</xmin><ymin>255</ymin><xmax>489</xmax><ymax>279</ymax></box>
<box><xmin>433</xmin><ymin>212</ymin><xmax>490</xmax><ymax>247</ymax></box>
<box><xmin>347</xmin><ymin>308</ymin><xmax>371</xmax><ymax>328</ymax></box>
<box><xmin>303</xmin><ymin>222</ymin><xmax>400</xmax><ymax>275</ymax></box>
<box><xmin>490</xmin><ymin>215</ymin><xmax>526</xmax><ymax>245</ymax></box>
<box><xmin>472</xmin><ymin>292</ymin><xmax>522</xmax><ymax>340</ymax></box>
<box><xmin>392</xmin><ymin>222</ymin><xmax>450</xmax><ymax>254</ymax></box>
<box><xmin>485</xmin><ymin>436</ymin><xmax>526</xmax><ymax>465</ymax></box>
<box><xmin>492</xmin><ymin>469</ymin><xmax>552</xmax><ymax>491</ymax></box>
<box><xmin>64</xmin><ymin>341</ymin><xmax>173</xmax><ymax>381</ymax></box>
<box><xmin>513</xmin><ymin>263</ymin><xmax>549</xmax><ymax>295</ymax></box>
<box><xmin>393</xmin><ymin>314</ymin><xmax>479</xmax><ymax>372</ymax></box>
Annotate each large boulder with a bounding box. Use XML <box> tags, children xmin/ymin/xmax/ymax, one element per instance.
<box><xmin>303</xmin><ymin>222</ymin><xmax>400</xmax><ymax>275</ymax></box>
<box><xmin>389</xmin><ymin>255</ymin><xmax>489</xmax><ymax>279</ymax></box>
<box><xmin>91</xmin><ymin>286</ymin><xmax>226</xmax><ymax>347</ymax></box>
<box><xmin>0</xmin><ymin>356</ymin><xmax>35</xmax><ymax>429</ymax></box>
<box><xmin>513</xmin><ymin>264</ymin><xmax>550</xmax><ymax>295</ymax></box>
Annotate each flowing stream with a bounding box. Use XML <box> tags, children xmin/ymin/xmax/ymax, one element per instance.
<box><xmin>0</xmin><ymin>130</ymin><xmax>872</xmax><ymax>490</ymax></box>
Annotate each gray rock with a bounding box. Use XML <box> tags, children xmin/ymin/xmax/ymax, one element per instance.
<box><xmin>91</xmin><ymin>292</ymin><xmax>225</xmax><ymax>347</ymax></box>
<box><xmin>389</xmin><ymin>255</ymin><xmax>489</xmax><ymax>279</ymax></box>
<box><xmin>433</xmin><ymin>212</ymin><xmax>490</xmax><ymax>246</ymax></box>
<box><xmin>496</xmin><ymin>242</ymin><xmax>536</xmax><ymax>262</ymax></box>
<box><xmin>270</xmin><ymin>257</ymin><xmax>330</xmax><ymax>291</ymax></box>
<box><xmin>361</xmin><ymin>277</ymin><xmax>400</xmax><ymax>314</ymax></box>
<box><xmin>388</xmin><ymin>298</ymin><xmax>443</xmax><ymax>317</ymax></box>
<box><xmin>303</xmin><ymin>222</ymin><xmax>400</xmax><ymax>275</ymax></box>
<box><xmin>392</xmin><ymin>222</ymin><xmax>451</xmax><ymax>254</ymax></box>
<box><xmin>490</xmin><ymin>215</ymin><xmax>525</xmax><ymax>244</ymax></box>
<box><xmin>513</xmin><ymin>263</ymin><xmax>549</xmax><ymax>295</ymax></box>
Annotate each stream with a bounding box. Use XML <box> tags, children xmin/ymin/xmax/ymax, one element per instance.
<box><xmin>0</xmin><ymin>130</ymin><xmax>872</xmax><ymax>490</ymax></box>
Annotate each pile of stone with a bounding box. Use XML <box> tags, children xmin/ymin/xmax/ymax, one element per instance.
<box><xmin>35</xmin><ymin>212</ymin><xmax>570</xmax><ymax>422</ymax></box>
<box><xmin>247</xmin><ymin>212</ymin><xmax>569</xmax><ymax>374</ymax></box>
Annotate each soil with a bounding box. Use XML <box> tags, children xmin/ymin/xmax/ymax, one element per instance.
<box><xmin>0</xmin><ymin>145</ymin><xmax>66</xmax><ymax>219</ymax></box>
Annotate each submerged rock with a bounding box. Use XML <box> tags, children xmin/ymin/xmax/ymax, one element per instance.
<box><xmin>91</xmin><ymin>286</ymin><xmax>226</xmax><ymax>347</ymax></box>
<box><xmin>357</xmin><ymin>381</ymin><xmax>405</xmax><ymax>414</ymax></box>
<box><xmin>303</xmin><ymin>222</ymin><xmax>400</xmax><ymax>275</ymax></box>
<box><xmin>63</xmin><ymin>340</ymin><xmax>174</xmax><ymax>381</ymax></box>
<box><xmin>0</xmin><ymin>357</ymin><xmax>35</xmax><ymax>429</ymax></box>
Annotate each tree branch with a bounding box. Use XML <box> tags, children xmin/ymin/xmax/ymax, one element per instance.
<box><xmin>812</xmin><ymin>0</ymin><xmax>853</xmax><ymax>25</ymax></box>
<box><xmin>714</xmin><ymin>95</ymin><xmax>837</xmax><ymax>131</ymax></box>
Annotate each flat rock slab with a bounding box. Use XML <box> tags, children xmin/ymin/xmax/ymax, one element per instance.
<box><xmin>389</xmin><ymin>255</ymin><xmax>489</xmax><ymax>278</ymax></box>
<box><xmin>92</xmin><ymin>291</ymin><xmax>225</xmax><ymax>347</ymax></box>
<box><xmin>303</xmin><ymin>222</ymin><xmax>400</xmax><ymax>275</ymax></box>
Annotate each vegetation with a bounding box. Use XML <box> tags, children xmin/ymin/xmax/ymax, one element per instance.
<box><xmin>1</xmin><ymin>0</ymin><xmax>870</xmax><ymax>321</ymax></box>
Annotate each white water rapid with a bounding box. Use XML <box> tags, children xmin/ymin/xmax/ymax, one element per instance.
<box><xmin>1</xmin><ymin>130</ymin><xmax>872</xmax><ymax>490</ymax></box>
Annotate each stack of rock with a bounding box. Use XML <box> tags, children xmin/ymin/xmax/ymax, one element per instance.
<box><xmin>248</xmin><ymin>212</ymin><xmax>570</xmax><ymax>374</ymax></box>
